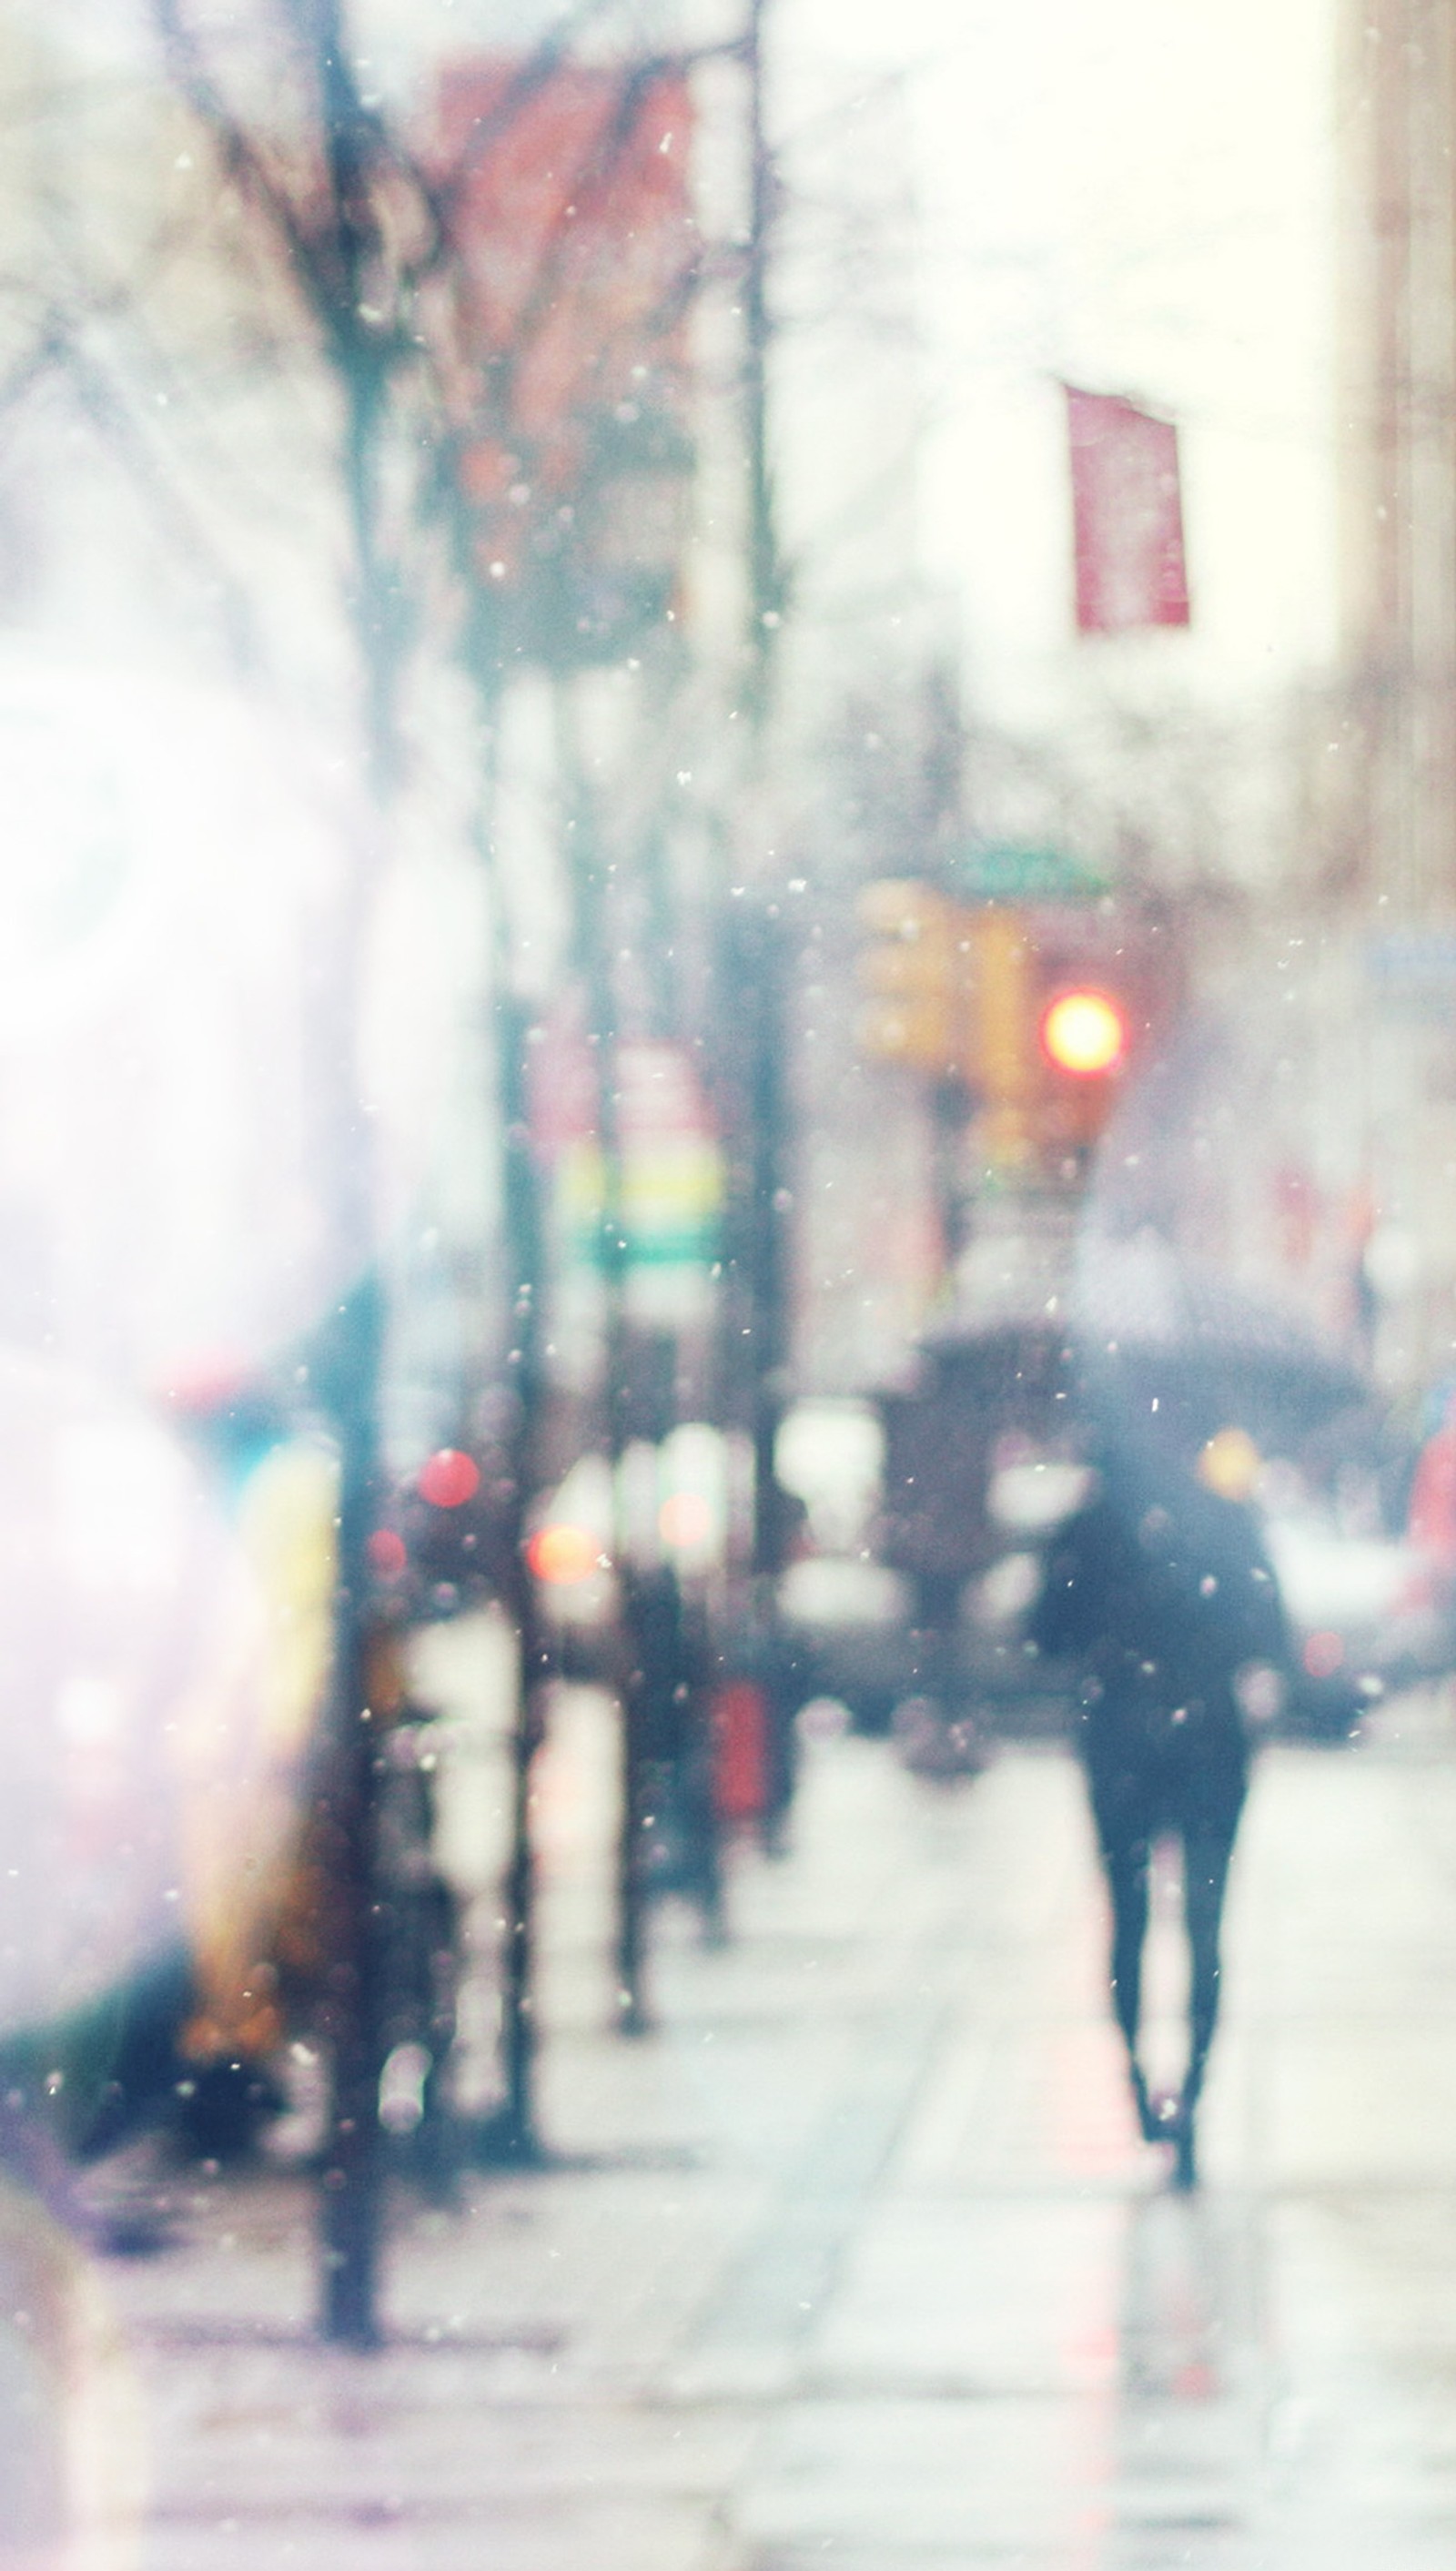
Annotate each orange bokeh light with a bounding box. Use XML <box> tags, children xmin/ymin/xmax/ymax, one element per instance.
<box><xmin>1040</xmin><ymin>988</ymin><xmax>1127</xmax><ymax>1077</ymax></box>
<box><xmin>527</xmin><ymin>1522</ymin><xmax>602</xmax><ymax>1585</ymax></box>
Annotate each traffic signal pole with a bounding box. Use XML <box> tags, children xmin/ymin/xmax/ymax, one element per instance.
<box><xmin>742</xmin><ymin>0</ymin><xmax>792</xmax><ymax>1609</ymax></box>
<box><xmin>743</xmin><ymin>0</ymin><xmax>784</xmax><ymax>725</ymax></box>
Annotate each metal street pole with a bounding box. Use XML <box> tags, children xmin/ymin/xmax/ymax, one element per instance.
<box><xmin>737</xmin><ymin>0</ymin><xmax>795</xmax><ymax>1627</ymax></box>
<box><xmin>743</xmin><ymin>0</ymin><xmax>784</xmax><ymax>726</ymax></box>
<box><xmin>314</xmin><ymin>1273</ymin><xmax>387</xmax><ymax>2349</ymax></box>
<box><xmin>555</xmin><ymin>686</ymin><xmax>652</xmax><ymax>2034</ymax></box>
<box><xmin>489</xmin><ymin>986</ymin><xmax>551</xmax><ymax>2159</ymax></box>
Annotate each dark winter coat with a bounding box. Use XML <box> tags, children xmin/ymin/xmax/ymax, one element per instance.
<box><xmin>1028</xmin><ymin>1442</ymin><xmax>1287</xmax><ymax>1847</ymax></box>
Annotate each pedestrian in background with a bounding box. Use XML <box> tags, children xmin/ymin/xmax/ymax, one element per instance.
<box><xmin>1028</xmin><ymin>1420</ymin><xmax>1288</xmax><ymax>2187</ymax></box>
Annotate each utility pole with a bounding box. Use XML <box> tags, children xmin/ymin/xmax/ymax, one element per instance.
<box><xmin>739</xmin><ymin>0</ymin><xmax>794</xmax><ymax>1600</ymax></box>
<box><xmin>703</xmin><ymin>0</ymin><xmax>799</xmax><ymax>1850</ymax></box>
<box><xmin>743</xmin><ymin>0</ymin><xmax>784</xmax><ymax>725</ymax></box>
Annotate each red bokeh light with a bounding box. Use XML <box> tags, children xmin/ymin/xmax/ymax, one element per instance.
<box><xmin>419</xmin><ymin>1448</ymin><xmax>480</xmax><ymax>1510</ymax></box>
<box><xmin>368</xmin><ymin>1527</ymin><xmax>409</xmax><ymax>1580</ymax></box>
<box><xmin>1040</xmin><ymin>988</ymin><xmax>1127</xmax><ymax>1077</ymax></box>
<box><xmin>1302</xmin><ymin>1629</ymin><xmax>1346</xmax><ymax>1680</ymax></box>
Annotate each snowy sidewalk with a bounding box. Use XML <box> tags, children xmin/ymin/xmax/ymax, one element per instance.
<box><xmin>59</xmin><ymin>1691</ymin><xmax>1456</xmax><ymax>2567</ymax></box>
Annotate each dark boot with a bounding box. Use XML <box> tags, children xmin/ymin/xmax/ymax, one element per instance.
<box><xmin>1169</xmin><ymin>2097</ymin><xmax>1198</xmax><ymax>2191</ymax></box>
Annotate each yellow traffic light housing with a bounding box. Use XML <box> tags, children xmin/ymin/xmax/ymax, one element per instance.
<box><xmin>968</xmin><ymin>923</ymin><xmax>1142</xmax><ymax>1174</ymax></box>
<box><xmin>855</xmin><ymin>874</ymin><xmax>1172</xmax><ymax>1180</ymax></box>
<box><xmin>855</xmin><ymin>880</ymin><xmax>968</xmax><ymax>1078</ymax></box>
<box><xmin>963</xmin><ymin>906</ymin><xmax>1036</xmax><ymax>1169</ymax></box>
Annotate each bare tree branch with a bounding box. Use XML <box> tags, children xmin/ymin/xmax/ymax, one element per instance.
<box><xmin>152</xmin><ymin>0</ymin><xmax>326</xmax><ymax>305</ymax></box>
<box><xmin>0</xmin><ymin>323</ymin><xmax>67</xmax><ymax>426</ymax></box>
<box><xmin>475</xmin><ymin>55</ymin><xmax>692</xmax><ymax>433</ymax></box>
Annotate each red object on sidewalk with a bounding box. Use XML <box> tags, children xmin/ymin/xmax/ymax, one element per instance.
<box><xmin>1410</xmin><ymin>1417</ymin><xmax>1456</xmax><ymax>1574</ymax></box>
<box><xmin>1066</xmin><ymin>385</ymin><xmax>1190</xmax><ymax>634</ymax></box>
<box><xmin>712</xmin><ymin>1680</ymin><xmax>768</xmax><ymax>1823</ymax></box>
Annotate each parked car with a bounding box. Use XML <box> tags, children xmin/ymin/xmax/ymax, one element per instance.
<box><xmin>1264</xmin><ymin>1504</ymin><xmax>1454</xmax><ymax>1736</ymax></box>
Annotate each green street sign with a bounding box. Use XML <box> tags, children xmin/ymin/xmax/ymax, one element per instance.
<box><xmin>956</xmin><ymin>845</ymin><xmax>1109</xmax><ymax>905</ymax></box>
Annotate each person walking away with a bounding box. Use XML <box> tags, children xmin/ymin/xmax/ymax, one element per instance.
<box><xmin>1027</xmin><ymin>1422</ymin><xmax>1288</xmax><ymax>2188</ymax></box>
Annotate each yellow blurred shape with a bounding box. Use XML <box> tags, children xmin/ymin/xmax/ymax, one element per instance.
<box><xmin>178</xmin><ymin>1435</ymin><xmax>339</xmax><ymax>2062</ymax></box>
<box><xmin>1197</xmin><ymin>1428</ymin><xmax>1261</xmax><ymax>1503</ymax></box>
<box><xmin>529</xmin><ymin>1522</ymin><xmax>602</xmax><ymax>1584</ymax></box>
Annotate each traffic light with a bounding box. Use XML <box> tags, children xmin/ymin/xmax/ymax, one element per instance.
<box><xmin>855</xmin><ymin>880</ymin><xmax>969</xmax><ymax>1078</ymax></box>
<box><xmin>856</xmin><ymin>876</ymin><xmax>1175</xmax><ymax>1174</ymax></box>
<box><xmin>1031</xmin><ymin>978</ymin><xmax>1130</xmax><ymax>1159</ymax></box>
<box><xmin>1027</xmin><ymin>933</ymin><xmax>1154</xmax><ymax>1161</ymax></box>
<box><xmin>1039</xmin><ymin>987</ymin><xmax>1127</xmax><ymax>1078</ymax></box>
<box><xmin>967</xmin><ymin>915</ymin><xmax>1158</xmax><ymax>1172</ymax></box>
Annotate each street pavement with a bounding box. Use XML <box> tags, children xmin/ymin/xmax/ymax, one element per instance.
<box><xmin>35</xmin><ymin>1675</ymin><xmax>1456</xmax><ymax>2568</ymax></box>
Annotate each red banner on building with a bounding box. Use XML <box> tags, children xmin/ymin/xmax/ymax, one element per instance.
<box><xmin>434</xmin><ymin>59</ymin><xmax>696</xmax><ymax>531</ymax></box>
<box><xmin>1066</xmin><ymin>387</ymin><xmax>1189</xmax><ymax>635</ymax></box>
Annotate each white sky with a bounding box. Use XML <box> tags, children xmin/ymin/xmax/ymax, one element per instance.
<box><xmin>777</xmin><ymin>0</ymin><xmax>1339</xmax><ymax>725</ymax></box>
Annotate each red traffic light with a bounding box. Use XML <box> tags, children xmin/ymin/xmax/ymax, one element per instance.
<box><xmin>1039</xmin><ymin>987</ymin><xmax>1127</xmax><ymax>1077</ymax></box>
<box><xmin>418</xmin><ymin>1448</ymin><xmax>480</xmax><ymax>1509</ymax></box>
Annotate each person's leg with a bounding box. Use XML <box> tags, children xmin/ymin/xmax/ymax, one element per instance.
<box><xmin>1099</xmin><ymin>1825</ymin><xmax>1153</xmax><ymax>2135</ymax></box>
<box><xmin>1174</xmin><ymin>1821</ymin><xmax>1239</xmax><ymax>2186</ymax></box>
